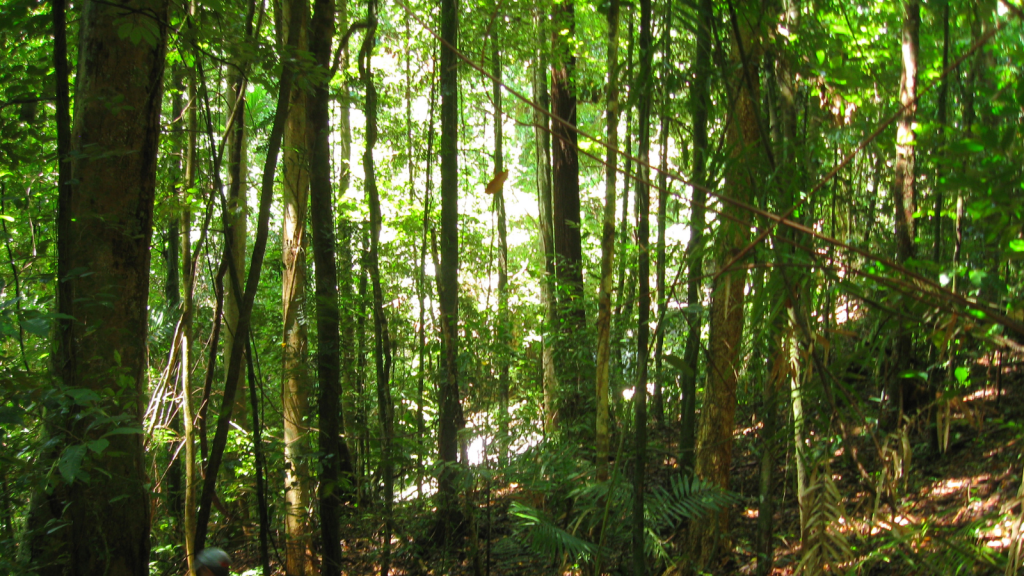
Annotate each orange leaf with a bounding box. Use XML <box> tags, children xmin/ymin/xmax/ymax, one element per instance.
<box><xmin>485</xmin><ymin>170</ymin><xmax>509</xmax><ymax>195</ymax></box>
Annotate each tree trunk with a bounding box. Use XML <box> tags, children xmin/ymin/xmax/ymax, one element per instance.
<box><xmin>418</xmin><ymin>65</ymin><xmax>437</xmax><ymax>497</ymax></box>
<box><xmin>165</xmin><ymin>67</ymin><xmax>185</xmax><ymax>532</ymax></box>
<box><xmin>633</xmin><ymin>0</ymin><xmax>653</xmax><ymax>571</ymax></box>
<box><xmin>652</xmin><ymin>0</ymin><xmax>672</xmax><ymax>429</ymax></box>
<box><xmin>688</xmin><ymin>0</ymin><xmax>762</xmax><ymax>567</ymax></box>
<box><xmin>613</xmin><ymin>12</ymin><xmax>634</xmax><ymax>398</ymax></box>
<box><xmin>437</xmin><ymin>0</ymin><xmax>466</xmax><ymax>543</ymax></box>
<box><xmin>931</xmin><ymin>0</ymin><xmax>949</xmax><ymax>265</ymax></box>
<box><xmin>596</xmin><ymin>0</ymin><xmax>619</xmax><ymax>483</ymax></box>
<box><xmin>679</xmin><ymin>0</ymin><xmax>712</xmax><ymax>473</ymax></box>
<box><xmin>360</xmin><ymin>5</ymin><xmax>395</xmax><ymax>572</ymax></box>
<box><xmin>279</xmin><ymin>0</ymin><xmax>312</xmax><ymax>571</ymax></box>
<box><xmin>223</xmin><ymin>51</ymin><xmax>250</xmax><ymax>432</ymax></box>
<box><xmin>533</xmin><ymin>12</ymin><xmax>558</xmax><ymax>435</ymax></box>
<box><xmin>890</xmin><ymin>0</ymin><xmax>919</xmax><ymax>421</ymax></box>
<box><xmin>28</xmin><ymin>0</ymin><xmax>168</xmax><ymax>572</ymax></box>
<box><xmin>308</xmin><ymin>0</ymin><xmax>355</xmax><ymax>570</ymax></box>
<box><xmin>493</xmin><ymin>28</ymin><xmax>510</xmax><ymax>466</ymax></box>
<box><xmin>194</xmin><ymin>0</ymin><xmax>300</xmax><ymax>549</ymax></box>
<box><xmin>550</xmin><ymin>0</ymin><xmax>588</xmax><ymax>430</ymax></box>
<box><xmin>181</xmin><ymin>52</ymin><xmax>199</xmax><ymax>575</ymax></box>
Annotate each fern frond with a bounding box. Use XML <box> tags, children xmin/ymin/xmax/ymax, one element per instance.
<box><xmin>797</xmin><ymin>462</ymin><xmax>853</xmax><ymax>576</ymax></box>
<box><xmin>646</xmin><ymin>474</ymin><xmax>739</xmax><ymax>531</ymax></box>
<box><xmin>509</xmin><ymin>501</ymin><xmax>598</xmax><ymax>563</ymax></box>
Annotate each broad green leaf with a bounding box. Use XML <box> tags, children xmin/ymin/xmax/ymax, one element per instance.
<box><xmin>954</xmin><ymin>366</ymin><xmax>970</xmax><ymax>385</ymax></box>
<box><xmin>59</xmin><ymin>444</ymin><xmax>87</xmax><ymax>484</ymax></box>
<box><xmin>86</xmin><ymin>439</ymin><xmax>109</xmax><ymax>454</ymax></box>
<box><xmin>20</xmin><ymin>316</ymin><xmax>48</xmax><ymax>336</ymax></box>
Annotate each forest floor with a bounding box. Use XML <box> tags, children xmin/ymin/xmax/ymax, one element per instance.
<box><xmin>285</xmin><ymin>362</ymin><xmax>1024</xmax><ymax>576</ymax></box>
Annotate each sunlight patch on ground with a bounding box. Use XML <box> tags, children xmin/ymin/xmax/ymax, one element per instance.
<box><xmin>964</xmin><ymin>386</ymin><xmax>1000</xmax><ymax>401</ymax></box>
<box><xmin>397</xmin><ymin>478</ymin><xmax>437</xmax><ymax>502</ymax></box>
<box><xmin>930</xmin><ymin>477</ymin><xmax>970</xmax><ymax>497</ymax></box>
<box><xmin>833</xmin><ymin>294</ymin><xmax>864</xmax><ymax>325</ymax></box>
<box><xmin>984</xmin><ymin>518</ymin><xmax>1019</xmax><ymax>549</ymax></box>
<box><xmin>622</xmin><ymin>381</ymin><xmax>657</xmax><ymax>401</ymax></box>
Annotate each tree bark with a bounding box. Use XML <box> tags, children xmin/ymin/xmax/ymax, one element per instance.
<box><xmin>28</xmin><ymin>0</ymin><xmax>168</xmax><ymax>573</ymax></box>
<box><xmin>688</xmin><ymin>0</ymin><xmax>762</xmax><ymax>567</ymax></box>
<box><xmin>359</xmin><ymin>5</ymin><xmax>395</xmax><ymax>572</ymax></box>
<box><xmin>493</xmin><ymin>27</ymin><xmax>510</xmax><ymax>466</ymax></box>
<box><xmin>223</xmin><ymin>48</ymin><xmax>250</xmax><ymax>432</ymax></box>
<box><xmin>418</xmin><ymin>63</ymin><xmax>437</xmax><ymax>497</ymax></box>
<box><xmin>652</xmin><ymin>0</ymin><xmax>672</xmax><ymax>429</ymax></box>
<box><xmin>550</xmin><ymin>0</ymin><xmax>588</xmax><ymax>430</ymax></box>
<box><xmin>890</xmin><ymin>0</ymin><xmax>919</xmax><ymax>421</ymax></box>
<box><xmin>437</xmin><ymin>0</ymin><xmax>466</xmax><ymax>544</ymax></box>
<box><xmin>279</xmin><ymin>0</ymin><xmax>312</xmax><ymax>571</ymax></box>
<box><xmin>308</xmin><ymin>0</ymin><xmax>355</xmax><ymax>570</ymax></box>
<box><xmin>533</xmin><ymin>12</ymin><xmax>558</xmax><ymax>435</ymax></box>
<box><xmin>165</xmin><ymin>67</ymin><xmax>185</xmax><ymax>532</ymax></box>
<box><xmin>679</xmin><ymin>0</ymin><xmax>712</xmax><ymax>473</ymax></box>
<box><xmin>181</xmin><ymin>50</ymin><xmax>199</xmax><ymax>574</ymax></box>
<box><xmin>194</xmin><ymin>0</ymin><xmax>300</xmax><ymax>549</ymax></box>
<box><xmin>633</xmin><ymin>0</ymin><xmax>653</xmax><ymax>571</ymax></box>
<box><xmin>596</xmin><ymin>0</ymin><xmax>619</xmax><ymax>484</ymax></box>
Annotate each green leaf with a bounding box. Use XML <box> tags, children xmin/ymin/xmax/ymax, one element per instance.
<box><xmin>20</xmin><ymin>317</ymin><xmax>48</xmax><ymax>336</ymax></box>
<box><xmin>59</xmin><ymin>444</ymin><xmax>87</xmax><ymax>484</ymax></box>
<box><xmin>0</xmin><ymin>406</ymin><xmax>22</xmax><ymax>425</ymax></box>
<box><xmin>954</xmin><ymin>366</ymin><xmax>970</xmax><ymax>385</ymax></box>
<box><xmin>899</xmin><ymin>370</ymin><xmax>928</xmax><ymax>380</ymax></box>
<box><xmin>86</xmin><ymin>439</ymin><xmax>109</xmax><ymax>454</ymax></box>
<box><xmin>102</xmin><ymin>427</ymin><xmax>144</xmax><ymax>437</ymax></box>
<box><xmin>662</xmin><ymin>353</ymin><xmax>693</xmax><ymax>377</ymax></box>
<box><xmin>1009</xmin><ymin>239</ymin><xmax>1024</xmax><ymax>253</ymax></box>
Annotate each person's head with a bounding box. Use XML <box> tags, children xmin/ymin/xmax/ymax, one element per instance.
<box><xmin>196</xmin><ymin>548</ymin><xmax>231</xmax><ymax>576</ymax></box>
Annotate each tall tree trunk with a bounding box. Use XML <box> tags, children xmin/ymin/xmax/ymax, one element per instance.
<box><xmin>632</xmin><ymin>0</ymin><xmax>653</xmax><ymax>571</ymax></box>
<box><xmin>360</xmin><ymin>5</ymin><xmax>395</xmax><ymax>572</ymax></box>
<box><xmin>596</xmin><ymin>0</ymin><xmax>619</xmax><ymax>484</ymax></box>
<box><xmin>931</xmin><ymin>0</ymin><xmax>949</xmax><ymax>265</ymax></box>
<box><xmin>194</xmin><ymin>0</ymin><xmax>300</xmax><ymax>549</ymax></box>
<box><xmin>418</xmin><ymin>64</ymin><xmax>437</xmax><ymax>497</ymax></box>
<box><xmin>356</xmin><ymin>252</ymin><xmax>370</xmax><ymax>500</ymax></box>
<box><xmin>280</xmin><ymin>0</ymin><xmax>312</xmax><ymax>571</ymax></box>
<box><xmin>890</xmin><ymin>0</ymin><xmax>919</xmax><ymax>421</ymax></box>
<box><xmin>181</xmin><ymin>51</ymin><xmax>199</xmax><ymax>575</ymax></box>
<box><xmin>550</xmin><ymin>0</ymin><xmax>588</xmax><ymax>430</ymax></box>
<box><xmin>492</xmin><ymin>27</ymin><xmax>510</xmax><ymax>466</ymax></box>
<box><xmin>223</xmin><ymin>49</ymin><xmax>250</xmax><ymax>431</ymax></box>
<box><xmin>679</xmin><ymin>0</ymin><xmax>712</xmax><ymax>473</ymax></box>
<box><xmin>28</xmin><ymin>0</ymin><xmax>168</xmax><ymax>572</ymax></box>
<box><xmin>652</xmin><ymin>0</ymin><xmax>672</xmax><ymax>429</ymax></box>
<box><xmin>308</xmin><ymin>0</ymin><xmax>354</xmax><ymax>570</ymax></box>
<box><xmin>688</xmin><ymin>0</ymin><xmax>762</xmax><ymax>567</ymax></box>
<box><xmin>533</xmin><ymin>12</ymin><xmax>558</xmax><ymax>434</ymax></box>
<box><xmin>437</xmin><ymin>0</ymin><xmax>466</xmax><ymax>543</ymax></box>
<box><xmin>613</xmin><ymin>12</ymin><xmax>634</xmax><ymax>397</ymax></box>
<box><xmin>756</xmin><ymin>4</ymin><xmax>800</xmax><ymax>568</ymax></box>
<box><xmin>336</xmin><ymin>0</ymin><xmax>360</xmax><ymax>502</ymax></box>
<box><xmin>166</xmin><ymin>67</ymin><xmax>185</xmax><ymax>532</ymax></box>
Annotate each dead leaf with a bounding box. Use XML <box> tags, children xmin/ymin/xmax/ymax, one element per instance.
<box><xmin>484</xmin><ymin>170</ymin><xmax>509</xmax><ymax>195</ymax></box>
